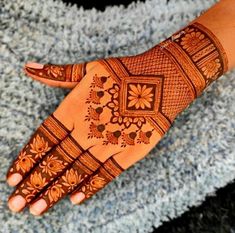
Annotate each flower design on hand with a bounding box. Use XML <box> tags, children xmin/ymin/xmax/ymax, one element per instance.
<box><xmin>47</xmin><ymin>182</ymin><xmax>65</xmax><ymax>203</ymax></box>
<box><xmin>127</xmin><ymin>84</ymin><xmax>154</xmax><ymax>110</ymax></box>
<box><xmin>202</xmin><ymin>59</ymin><xmax>221</xmax><ymax>79</ymax></box>
<box><xmin>81</xmin><ymin>174</ymin><xmax>107</xmax><ymax>198</ymax></box>
<box><xmin>89</xmin><ymin>174</ymin><xmax>106</xmax><ymax>190</ymax></box>
<box><xmin>27</xmin><ymin>172</ymin><xmax>47</xmax><ymax>191</ymax></box>
<box><xmin>16</xmin><ymin>151</ymin><xmax>35</xmax><ymax>173</ymax></box>
<box><xmin>40</xmin><ymin>155</ymin><xmax>65</xmax><ymax>176</ymax></box>
<box><xmin>181</xmin><ymin>30</ymin><xmax>205</xmax><ymax>51</ymax></box>
<box><xmin>30</xmin><ymin>134</ymin><xmax>51</xmax><ymax>159</ymax></box>
<box><xmin>45</xmin><ymin>65</ymin><xmax>64</xmax><ymax>78</ymax></box>
<box><xmin>62</xmin><ymin>169</ymin><xmax>84</xmax><ymax>191</ymax></box>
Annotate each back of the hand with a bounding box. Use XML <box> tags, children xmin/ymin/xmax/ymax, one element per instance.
<box><xmin>7</xmin><ymin>22</ymin><xmax>227</xmax><ymax>215</ymax></box>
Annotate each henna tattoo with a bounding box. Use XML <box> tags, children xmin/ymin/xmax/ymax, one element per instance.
<box><xmin>72</xmin><ymin>157</ymin><xmax>124</xmax><ymax>202</ymax></box>
<box><xmin>7</xmin><ymin>114</ymin><xmax>69</xmax><ymax>178</ymax></box>
<box><xmin>159</xmin><ymin>23</ymin><xmax>228</xmax><ymax>92</ymax></box>
<box><xmin>84</xmin><ymin>23</ymin><xmax>227</xmax><ymax>147</ymax></box>
<box><xmin>85</xmin><ymin>69</ymin><xmax>164</xmax><ymax>147</ymax></box>
<box><xmin>10</xmin><ymin>135</ymin><xmax>84</xmax><ymax>204</ymax></box>
<box><xmin>7</xmin><ymin>23</ymin><xmax>228</xmax><ymax>214</ymax></box>
<box><xmin>25</xmin><ymin>63</ymin><xmax>87</xmax><ymax>82</ymax></box>
<box><xmin>31</xmin><ymin>151</ymin><xmax>102</xmax><ymax>213</ymax></box>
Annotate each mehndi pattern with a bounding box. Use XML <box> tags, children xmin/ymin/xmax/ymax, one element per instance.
<box><xmin>25</xmin><ymin>63</ymin><xmax>87</xmax><ymax>82</ymax></box>
<box><xmin>84</xmin><ymin>23</ymin><xmax>227</xmax><ymax>147</ymax></box>
<box><xmin>73</xmin><ymin>157</ymin><xmax>124</xmax><ymax>201</ymax></box>
<box><xmin>7</xmin><ymin>114</ymin><xmax>69</xmax><ymax>179</ymax></box>
<box><xmin>31</xmin><ymin>151</ymin><xmax>102</xmax><ymax>213</ymax></box>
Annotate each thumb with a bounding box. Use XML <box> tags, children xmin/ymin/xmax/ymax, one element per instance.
<box><xmin>24</xmin><ymin>62</ymin><xmax>87</xmax><ymax>88</ymax></box>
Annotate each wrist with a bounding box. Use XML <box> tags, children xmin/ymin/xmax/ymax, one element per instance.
<box><xmin>159</xmin><ymin>22</ymin><xmax>228</xmax><ymax>96</ymax></box>
<box><xmin>193</xmin><ymin>0</ymin><xmax>235</xmax><ymax>70</ymax></box>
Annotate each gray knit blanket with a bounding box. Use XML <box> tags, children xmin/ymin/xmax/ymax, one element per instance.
<box><xmin>0</xmin><ymin>0</ymin><xmax>234</xmax><ymax>232</ymax></box>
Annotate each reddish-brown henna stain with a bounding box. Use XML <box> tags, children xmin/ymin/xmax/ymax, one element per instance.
<box><xmin>7</xmin><ymin>114</ymin><xmax>69</xmax><ymax>179</ymax></box>
<box><xmin>85</xmin><ymin>23</ymin><xmax>227</xmax><ymax>148</ymax></box>
<box><xmin>25</xmin><ymin>63</ymin><xmax>87</xmax><ymax>82</ymax></box>
<box><xmin>72</xmin><ymin>157</ymin><xmax>124</xmax><ymax>202</ymax></box>
<box><xmin>8</xmin><ymin>23</ymin><xmax>228</xmax><ymax>211</ymax></box>
<box><xmin>31</xmin><ymin>151</ymin><xmax>102</xmax><ymax>213</ymax></box>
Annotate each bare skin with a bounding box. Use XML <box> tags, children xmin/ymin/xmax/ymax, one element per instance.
<box><xmin>6</xmin><ymin>0</ymin><xmax>235</xmax><ymax>215</ymax></box>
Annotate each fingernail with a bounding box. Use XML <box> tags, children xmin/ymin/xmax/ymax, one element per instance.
<box><xmin>25</xmin><ymin>62</ymin><xmax>44</xmax><ymax>69</ymax></box>
<box><xmin>70</xmin><ymin>192</ymin><xmax>85</xmax><ymax>205</ymax></box>
<box><xmin>8</xmin><ymin>195</ymin><xmax>26</xmax><ymax>212</ymax></box>
<box><xmin>30</xmin><ymin>199</ymin><xmax>47</xmax><ymax>216</ymax></box>
<box><xmin>7</xmin><ymin>173</ymin><xmax>23</xmax><ymax>187</ymax></box>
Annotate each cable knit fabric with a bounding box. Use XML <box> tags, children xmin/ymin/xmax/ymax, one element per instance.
<box><xmin>0</xmin><ymin>0</ymin><xmax>234</xmax><ymax>232</ymax></box>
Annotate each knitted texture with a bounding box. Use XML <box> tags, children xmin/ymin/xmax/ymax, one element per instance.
<box><xmin>0</xmin><ymin>0</ymin><xmax>234</xmax><ymax>232</ymax></box>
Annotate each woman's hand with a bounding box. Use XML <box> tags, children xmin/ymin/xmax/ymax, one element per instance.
<box><xmin>6</xmin><ymin>22</ymin><xmax>228</xmax><ymax>215</ymax></box>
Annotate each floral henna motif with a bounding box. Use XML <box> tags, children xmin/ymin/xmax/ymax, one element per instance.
<box><xmin>127</xmin><ymin>84</ymin><xmax>154</xmax><ymax>110</ymax></box>
<box><xmin>25</xmin><ymin>63</ymin><xmax>87</xmax><ymax>82</ymax></box>
<box><xmin>137</xmin><ymin>130</ymin><xmax>154</xmax><ymax>144</ymax></box>
<box><xmin>84</xmin><ymin>24</ymin><xmax>227</xmax><ymax>147</ymax></box>
<box><xmin>88</xmin><ymin>122</ymin><xmax>105</xmax><ymax>139</ymax></box>
<box><xmin>7</xmin><ymin>114</ymin><xmax>70</xmax><ymax>178</ymax></box>
<box><xmin>30</xmin><ymin>134</ymin><xmax>51</xmax><ymax>159</ymax></box>
<box><xmin>40</xmin><ymin>155</ymin><xmax>65</xmax><ymax>176</ymax></box>
<box><xmin>201</xmin><ymin>59</ymin><xmax>221</xmax><ymax>79</ymax></box>
<box><xmin>85</xmin><ymin>106</ymin><xmax>103</xmax><ymax>121</ymax></box>
<box><xmin>160</xmin><ymin>22</ymin><xmax>228</xmax><ymax>88</ymax></box>
<box><xmin>46</xmin><ymin>182</ymin><xmax>65</xmax><ymax>203</ymax></box>
<box><xmin>10</xmin><ymin>135</ymin><xmax>84</xmax><ymax>204</ymax></box>
<box><xmin>90</xmin><ymin>74</ymin><xmax>109</xmax><ymax>88</ymax></box>
<box><xmin>15</xmin><ymin>151</ymin><xmax>35</xmax><ymax>173</ymax></box>
<box><xmin>62</xmin><ymin>169</ymin><xmax>83</xmax><ymax>192</ymax></box>
<box><xmin>80</xmin><ymin>174</ymin><xmax>107</xmax><ymax>198</ymax></box>
<box><xmin>85</xmin><ymin>73</ymin><xmax>162</xmax><ymax>147</ymax></box>
<box><xmin>180</xmin><ymin>30</ymin><xmax>205</xmax><ymax>52</ymax></box>
<box><xmin>32</xmin><ymin>151</ymin><xmax>102</xmax><ymax>212</ymax></box>
<box><xmin>20</xmin><ymin>172</ymin><xmax>47</xmax><ymax>202</ymax></box>
<box><xmin>73</xmin><ymin>157</ymin><xmax>124</xmax><ymax>202</ymax></box>
<box><xmin>86</xmin><ymin>90</ymin><xmax>105</xmax><ymax>104</ymax></box>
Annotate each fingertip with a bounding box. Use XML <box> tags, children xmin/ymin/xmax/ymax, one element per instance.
<box><xmin>30</xmin><ymin>199</ymin><xmax>47</xmax><ymax>216</ymax></box>
<box><xmin>8</xmin><ymin>195</ymin><xmax>26</xmax><ymax>213</ymax></box>
<box><xmin>70</xmin><ymin>192</ymin><xmax>85</xmax><ymax>205</ymax></box>
<box><xmin>25</xmin><ymin>62</ymin><xmax>44</xmax><ymax>69</ymax></box>
<box><xmin>7</xmin><ymin>173</ymin><xmax>23</xmax><ymax>187</ymax></box>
